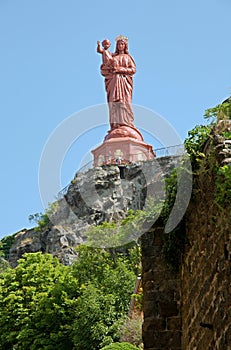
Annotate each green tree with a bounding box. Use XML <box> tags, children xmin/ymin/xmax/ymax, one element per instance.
<box><xmin>72</xmin><ymin>245</ymin><xmax>137</xmax><ymax>314</ymax></box>
<box><xmin>72</xmin><ymin>284</ymin><xmax>122</xmax><ymax>349</ymax></box>
<box><xmin>0</xmin><ymin>247</ymin><xmax>138</xmax><ymax>350</ymax></box>
<box><xmin>70</xmin><ymin>245</ymin><xmax>137</xmax><ymax>350</ymax></box>
<box><xmin>0</xmin><ymin>252</ymin><xmax>79</xmax><ymax>349</ymax></box>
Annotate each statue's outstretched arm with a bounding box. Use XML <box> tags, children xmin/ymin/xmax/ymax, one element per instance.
<box><xmin>97</xmin><ymin>41</ymin><xmax>103</xmax><ymax>54</ymax></box>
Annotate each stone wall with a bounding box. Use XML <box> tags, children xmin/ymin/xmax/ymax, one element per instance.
<box><xmin>142</xmin><ymin>206</ymin><xmax>230</xmax><ymax>350</ymax></box>
<box><xmin>181</xmin><ymin>168</ymin><xmax>231</xmax><ymax>349</ymax></box>
<box><xmin>180</xmin><ymin>122</ymin><xmax>231</xmax><ymax>350</ymax></box>
<box><xmin>142</xmin><ymin>122</ymin><xmax>231</xmax><ymax>349</ymax></box>
<box><xmin>141</xmin><ymin>222</ymin><xmax>182</xmax><ymax>350</ymax></box>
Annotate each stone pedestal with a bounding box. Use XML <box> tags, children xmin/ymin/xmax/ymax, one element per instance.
<box><xmin>92</xmin><ymin>125</ymin><xmax>155</xmax><ymax>166</ymax></box>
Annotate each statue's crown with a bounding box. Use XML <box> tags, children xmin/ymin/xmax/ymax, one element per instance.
<box><xmin>115</xmin><ymin>35</ymin><xmax>128</xmax><ymax>42</ymax></box>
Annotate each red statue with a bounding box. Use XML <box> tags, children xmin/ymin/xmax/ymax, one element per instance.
<box><xmin>93</xmin><ymin>35</ymin><xmax>155</xmax><ymax>166</ymax></box>
<box><xmin>97</xmin><ymin>35</ymin><xmax>136</xmax><ymax>132</ymax></box>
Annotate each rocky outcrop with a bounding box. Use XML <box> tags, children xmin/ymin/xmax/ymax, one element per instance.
<box><xmin>8</xmin><ymin>157</ymin><xmax>182</xmax><ymax>267</ymax></box>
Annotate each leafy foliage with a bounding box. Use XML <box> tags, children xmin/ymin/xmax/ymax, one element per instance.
<box><xmin>0</xmin><ymin>247</ymin><xmax>137</xmax><ymax>350</ymax></box>
<box><xmin>71</xmin><ymin>245</ymin><xmax>137</xmax><ymax>315</ymax></box>
<box><xmin>184</xmin><ymin>124</ymin><xmax>213</xmax><ymax>169</ymax></box>
<box><xmin>185</xmin><ymin>97</ymin><xmax>231</xmax><ymax>212</ymax></box>
<box><xmin>221</xmin><ymin>130</ymin><xmax>231</xmax><ymax>139</ymax></box>
<box><xmin>70</xmin><ymin>246</ymin><xmax>137</xmax><ymax>349</ymax></box>
<box><xmin>0</xmin><ymin>257</ymin><xmax>9</xmax><ymax>273</ymax></box>
<box><xmin>0</xmin><ymin>252</ymin><xmax>78</xmax><ymax>349</ymax></box>
<box><xmin>28</xmin><ymin>212</ymin><xmax>50</xmax><ymax>231</ymax></box>
<box><xmin>72</xmin><ymin>284</ymin><xmax>122</xmax><ymax>349</ymax></box>
<box><xmin>204</xmin><ymin>97</ymin><xmax>231</xmax><ymax>121</ymax></box>
<box><xmin>0</xmin><ymin>233</ymin><xmax>16</xmax><ymax>259</ymax></box>
<box><xmin>28</xmin><ymin>202</ymin><xmax>58</xmax><ymax>231</ymax></box>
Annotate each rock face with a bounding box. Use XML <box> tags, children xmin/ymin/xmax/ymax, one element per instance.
<box><xmin>9</xmin><ymin>157</ymin><xmax>182</xmax><ymax>267</ymax></box>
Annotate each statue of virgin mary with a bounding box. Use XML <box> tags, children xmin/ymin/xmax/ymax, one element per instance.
<box><xmin>101</xmin><ymin>35</ymin><xmax>136</xmax><ymax>129</ymax></box>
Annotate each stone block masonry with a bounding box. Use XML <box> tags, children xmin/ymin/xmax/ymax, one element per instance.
<box><xmin>181</xmin><ymin>171</ymin><xmax>231</xmax><ymax>349</ymax></box>
<box><xmin>141</xmin><ymin>205</ymin><xmax>230</xmax><ymax>350</ymax></box>
<box><xmin>180</xmin><ymin>123</ymin><xmax>231</xmax><ymax>350</ymax></box>
<box><xmin>141</xmin><ymin>123</ymin><xmax>231</xmax><ymax>349</ymax></box>
<box><xmin>141</xmin><ymin>222</ymin><xmax>182</xmax><ymax>350</ymax></box>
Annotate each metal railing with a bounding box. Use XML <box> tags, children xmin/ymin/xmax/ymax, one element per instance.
<box><xmin>154</xmin><ymin>144</ymin><xmax>185</xmax><ymax>158</ymax></box>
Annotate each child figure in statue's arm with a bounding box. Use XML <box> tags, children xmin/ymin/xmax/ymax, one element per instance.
<box><xmin>97</xmin><ymin>39</ymin><xmax>114</xmax><ymax>74</ymax></box>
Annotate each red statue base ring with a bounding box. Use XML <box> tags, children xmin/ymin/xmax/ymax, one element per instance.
<box><xmin>92</xmin><ymin>126</ymin><xmax>155</xmax><ymax>166</ymax></box>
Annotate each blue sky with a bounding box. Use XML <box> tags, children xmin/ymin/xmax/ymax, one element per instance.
<box><xmin>0</xmin><ymin>0</ymin><xmax>230</xmax><ymax>238</ymax></box>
